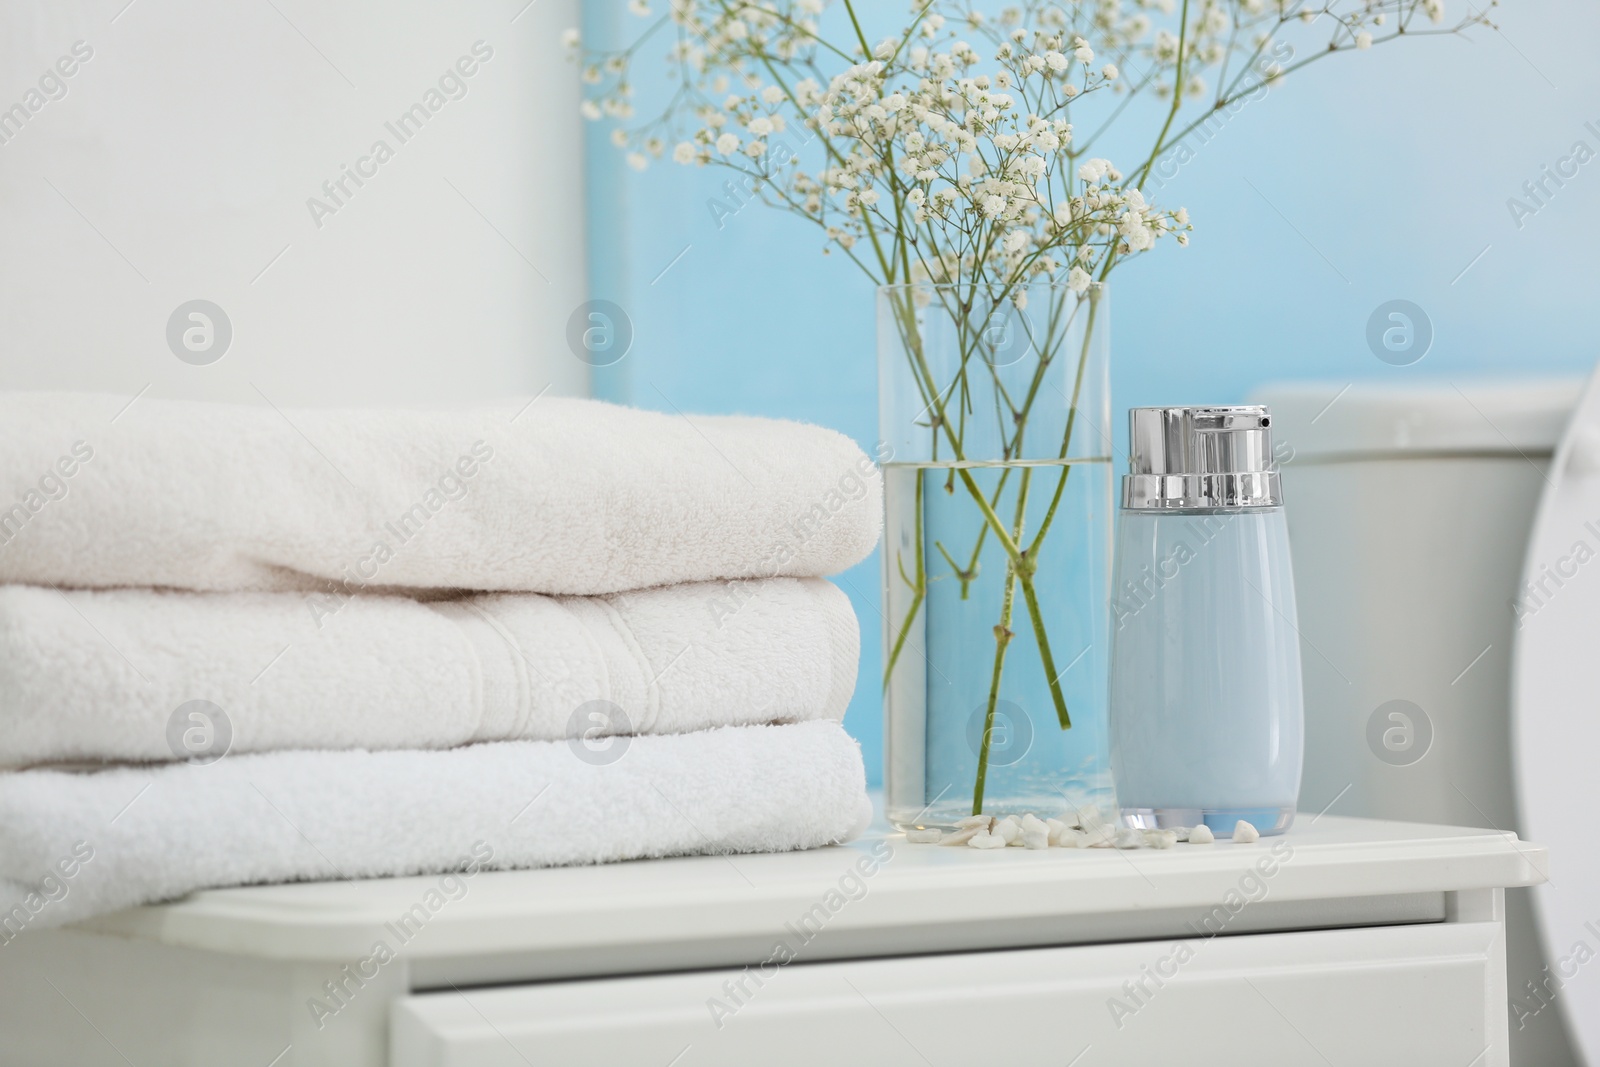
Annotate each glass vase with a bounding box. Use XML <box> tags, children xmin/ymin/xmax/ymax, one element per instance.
<box><xmin>879</xmin><ymin>281</ymin><xmax>1114</xmax><ymax>830</ymax></box>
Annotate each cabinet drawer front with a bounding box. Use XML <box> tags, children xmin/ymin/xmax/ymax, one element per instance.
<box><xmin>393</xmin><ymin>921</ymin><xmax>1502</xmax><ymax>1067</ymax></box>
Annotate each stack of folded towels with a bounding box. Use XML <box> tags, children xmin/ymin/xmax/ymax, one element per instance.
<box><xmin>0</xmin><ymin>392</ymin><xmax>880</xmax><ymax>929</ymax></box>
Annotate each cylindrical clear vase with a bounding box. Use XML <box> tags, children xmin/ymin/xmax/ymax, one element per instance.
<box><xmin>879</xmin><ymin>281</ymin><xmax>1114</xmax><ymax>830</ymax></box>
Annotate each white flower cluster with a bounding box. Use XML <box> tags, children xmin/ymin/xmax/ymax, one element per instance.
<box><xmin>785</xmin><ymin>42</ymin><xmax>1182</xmax><ymax>286</ymax></box>
<box><xmin>570</xmin><ymin>0</ymin><xmax>1489</xmax><ymax>290</ymax></box>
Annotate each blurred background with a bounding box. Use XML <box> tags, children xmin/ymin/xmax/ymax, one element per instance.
<box><xmin>577</xmin><ymin>1</ymin><xmax>1600</xmax><ymax>786</ymax></box>
<box><xmin>0</xmin><ymin>0</ymin><xmax>586</xmax><ymax>407</ymax></box>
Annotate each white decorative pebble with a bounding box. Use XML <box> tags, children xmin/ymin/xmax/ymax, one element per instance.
<box><xmin>1113</xmin><ymin>827</ymin><xmax>1144</xmax><ymax>849</ymax></box>
<box><xmin>1171</xmin><ymin>827</ymin><xmax>1191</xmax><ymax>842</ymax></box>
<box><xmin>940</xmin><ymin>825</ymin><xmax>983</xmax><ymax>846</ymax></box>
<box><xmin>1021</xmin><ymin>813</ymin><xmax>1050</xmax><ymax>836</ymax></box>
<box><xmin>994</xmin><ymin>818</ymin><xmax>1021</xmax><ymax>845</ymax></box>
<box><xmin>1022</xmin><ymin>828</ymin><xmax>1050</xmax><ymax>850</ymax></box>
<box><xmin>970</xmin><ymin>831</ymin><xmax>1007</xmax><ymax>849</ymax></box>
<box><xmin>906</xmin><ymin>828</ymin><xmax>943</xmax><ymax>844</ymax></box>
<box><xmin>956</xmin><ymin>815</ymin><xmax>994</xmax><ymax>829</ymax></box>
<box><xmin>1187</xmin><ymin>824</ymin><xmax>1215</xmax><ymax>844</ymax></box>
<box><xmin>1142</xmin><ymin>829</ymin><xmax>1178</xmax><ymax>850</ymax></box>
<box><xmin>1045</xmin><ymin>818</ymin><xmax>1069</xmax><ymax>845</ymax></box>
<box><xmin>1057</xmin><ymin>827</ymin><xmax>1085</xmax><ymax>848</ymax></box>
<box><xmin>1232</xmin><ymin>820</ymin><xmax>1260</xmax><ymax>843</ymax></box>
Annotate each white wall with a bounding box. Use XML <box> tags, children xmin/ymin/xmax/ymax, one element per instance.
<box><xmin>0</xmin><ymin>0</ymin><xmax>587</xmax><ymax>408</ymax></box>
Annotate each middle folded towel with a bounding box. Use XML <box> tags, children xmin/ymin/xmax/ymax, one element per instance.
<box><xmin>0</xmin><ymin>576</ymin><xmax>858</xmax><ymax>768</ymax></box>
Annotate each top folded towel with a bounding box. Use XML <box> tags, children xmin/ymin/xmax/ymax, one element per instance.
<box><xmin>0</xmin><ymin>392</ymin><xmax>884</xmax><ymax>595</ymax></box>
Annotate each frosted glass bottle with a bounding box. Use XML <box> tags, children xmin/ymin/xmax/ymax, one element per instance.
<box><xmin>1109</xmin><ymin>407</ymin><xmax>1304</xmax><ymax>836</ymax></box>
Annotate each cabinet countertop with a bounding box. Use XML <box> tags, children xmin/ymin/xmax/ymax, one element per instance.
<box><xmin>70</xmin><ymin>813</ymin><xmax>1547</xmax><ymax>986</ymax></box>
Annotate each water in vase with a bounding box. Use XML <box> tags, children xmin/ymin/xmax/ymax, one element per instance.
<box><xmin>882</xmin><ymin>457</ymin><xmax>1114</xmax><ymax>830</ymax></box>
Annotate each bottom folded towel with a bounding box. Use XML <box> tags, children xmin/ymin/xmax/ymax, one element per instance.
<box><xmin>0</xmin><ymin>719</ymin><xmax>869</xmax><ymax>932</ymax></box>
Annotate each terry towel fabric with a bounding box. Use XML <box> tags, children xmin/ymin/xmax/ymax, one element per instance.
<box><xmin>0</xmin><ymin>719</ymin><xmax>870</xmax><ymax>930</ymax></box>
<box><xmin>0</xmin><ymin>577</ymin><xmax>859</xmax><ymax>768</ymax></box>
<box><xmin>0</xmin><ymin>392</ymin><xmax>883</xmax><ymax>595</ymax></box>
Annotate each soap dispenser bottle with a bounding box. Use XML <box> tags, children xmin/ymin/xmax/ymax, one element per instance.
<box><xmin>1109</xmin><ymin>406</ymin><xmax>1304</xmax><ymax>837</ymax></box>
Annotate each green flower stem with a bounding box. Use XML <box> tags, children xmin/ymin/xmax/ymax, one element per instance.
<box><xmin>957</xmin><ymin>467</ymin><xmax>1010</xmax><ymax>599</ymax></box>
<box><xmin>883</xmin><ymin>470</ymin><xmax>925</xmax><ymax>688</ymax></box>
<box><xmin>973</xmin><ymin>553</ymin><xmax>1017</xmax><ymax>815</ymax></box>
<box><xmin>1019</xmin><ymin>566</ymin><xmax>1071</xmax><ymax>730</ymax></box>
<box><xmin>1024</xmin><ymin>289</ymin><xmax>1102</xmax><ymax>561</ymax></box>
<box><xmin>973</xmin><ymin>462</ymin><xmax>1035</xmax><ymax>814</ymax></box>
<box><xmin>1129</xmin><ymin>0</ymin><xmax>1192</xmax><ymax>191</ymax></box>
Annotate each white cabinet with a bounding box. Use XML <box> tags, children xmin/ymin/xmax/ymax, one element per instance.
<box><xmin>0</xmin><ymin>816</ymin><xmax>1545</xmax><ymax>1066</ymax></box>
<box><xmin>394</xmin><ymin>920</ymin><xmax>1508</xmax><ymax>1066</ymax></box>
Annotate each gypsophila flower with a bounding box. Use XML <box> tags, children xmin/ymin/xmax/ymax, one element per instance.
<box><xmin>1078</xmin><ymin>158</ymin><xmax>1111</xmax><ymax>183</ymax></box>
<box><xmin>573</xmin><ymin>0</ymin><xmax>1486</xmax><ymax>295</ymax></box>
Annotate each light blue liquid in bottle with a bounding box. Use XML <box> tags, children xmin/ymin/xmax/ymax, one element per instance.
<box><xmin>1108</xmin><ymin>408</ymin><xmax>1304</xmax><ymax>836</ymax></box>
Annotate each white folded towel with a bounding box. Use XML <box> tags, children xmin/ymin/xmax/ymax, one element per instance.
<box><xmin>0</xmin><ymin>577</ymin><xmax>858</xmax><ymax>768</ymax></box>
<box><xmin>0</xmin><ymin>392</ymin><xmax>882</xmax><ymax>595</ymax></box>
<box><xmin>0</xmin><ymin>720</ymin><xmax>870</xmax><ymax>931</ymax></box>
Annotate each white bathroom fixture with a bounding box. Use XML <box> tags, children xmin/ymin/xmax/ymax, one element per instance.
<box><xmin>1513</xmin><ymin>367</ymin><xmax>1600</xmax><ymax>1067</ymax></box>
<box><xmin>1253</xmin><ymin>376</ymin><xmax>1586</xmax><ymax>1066</ymax></box>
